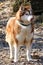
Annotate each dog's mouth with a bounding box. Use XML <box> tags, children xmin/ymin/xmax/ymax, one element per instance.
<box><xmin>30</xmin><ymin>16</ymin><xmax>34</xmax><ymax>21</ymax></box>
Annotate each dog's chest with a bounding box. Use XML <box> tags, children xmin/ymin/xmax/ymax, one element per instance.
<box><xmin>16</xmin><ymin>24</ymin><xmax>33</xmax><ymax>43</ymax></box>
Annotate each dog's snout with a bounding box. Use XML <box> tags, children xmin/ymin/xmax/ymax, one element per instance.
<box><xmin>31</xmin><ymin>16</ymin><xmax>34</xmax><ymax>21</ymax></box>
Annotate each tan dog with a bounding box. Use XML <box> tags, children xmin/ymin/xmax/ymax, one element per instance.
<box><xmin>5</xmin><ymin>4</ymin><xmax>34</xmax><ymax>62</ymax></box>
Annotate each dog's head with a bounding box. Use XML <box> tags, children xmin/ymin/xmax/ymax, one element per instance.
<box><xmin>16</xmin><ymin>4</ymin><xmax>34</xmax><ymax>25</ymax></box>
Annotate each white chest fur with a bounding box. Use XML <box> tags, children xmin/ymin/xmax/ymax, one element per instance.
<box><xmin>16</xmin><ymin>20</ymin><xmax>33</xmax><ymax>43</ymax></box>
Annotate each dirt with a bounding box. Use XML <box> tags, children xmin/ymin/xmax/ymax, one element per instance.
<box><xmin>0</xmin><ymin>26</ymin><xmax>43</xmax><ymax>65</ymax></box>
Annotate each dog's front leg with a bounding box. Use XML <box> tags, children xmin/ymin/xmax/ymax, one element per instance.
<box><xmin>14</xmin><ymin>44</ymin><xmax>18</xmax><ymax>62</ymax></box>
<box><xmin>26</xmin><ymin>44</ymin><xmax>32</xmax><ymax>61</ymax></box>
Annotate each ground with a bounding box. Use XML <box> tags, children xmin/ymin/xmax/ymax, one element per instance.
<box><xmin>0</xmin><ymin>26</ymin><xmax>43</xmax><ymax>65</ymax></box>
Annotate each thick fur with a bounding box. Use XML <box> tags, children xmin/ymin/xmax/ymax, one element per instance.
<box><xmin>5</xmin><ymin>5</ymin><xmax>34</xmax><ymax>62</ymax></box>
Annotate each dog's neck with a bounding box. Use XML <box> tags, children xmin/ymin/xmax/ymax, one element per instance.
<box><xmin>20</xmin><ymin>20</ymin><xmax>31</xmax><ymax>26</ymax></box>
<box><xmin>16</xmin><ymin>20</ymin><xmax>31</xmax><ymax>28</ymax></box>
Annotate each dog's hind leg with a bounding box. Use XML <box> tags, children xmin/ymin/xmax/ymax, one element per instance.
<box><xmin>9</xmin><ymin>43</ymin><xmax>13</xmax><ymax>59</ymax></box>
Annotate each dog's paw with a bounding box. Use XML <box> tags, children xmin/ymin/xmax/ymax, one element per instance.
<box><xmin>27</xmin><ymin>57</ymin><xmax>32</xmax><ymax>62</ymax></box>
<box><xmin>14</xmin><ymin>59</ymin><xmax>18</xmax><ymax>62</ymax></box>
<box><xmin>10</xmin><ymin>55</ymin><xmax>13</xmax><ymax>59</ymax></box>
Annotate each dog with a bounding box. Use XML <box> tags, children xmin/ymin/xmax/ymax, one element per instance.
<box><xmin>5</xmin><ymin>4</ymin><xmax>34</xmax><ymax>62</ymax></box>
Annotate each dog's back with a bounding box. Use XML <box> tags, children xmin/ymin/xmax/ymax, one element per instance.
<box><xmin>5</xmin><ymin>17</ymin><xmax>16</xmax><ymax>45</ymax></box>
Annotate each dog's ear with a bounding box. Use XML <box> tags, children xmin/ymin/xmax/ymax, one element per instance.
<box><xmin>19</xmin><ymin>4</ymin><xmax>25</xmax><ymax>11</ymax></box>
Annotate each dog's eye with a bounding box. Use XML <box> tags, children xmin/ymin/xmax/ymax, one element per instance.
<box><xmin>25</xmin><ymin>11</ymin><xmax>29</xmax><ymax>15</ymax></box>
<box><xmin>25</xmin><ymin>14</ymin><xmax>29</xmax><ymax>15</ymax></box>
